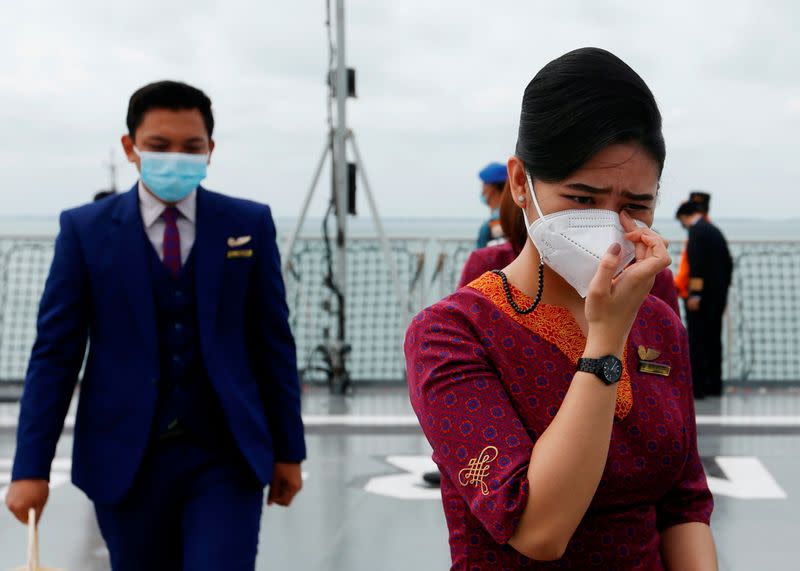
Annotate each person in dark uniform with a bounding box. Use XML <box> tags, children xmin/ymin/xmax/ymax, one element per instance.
<box><xmin>676</xmin><ymin>200</ymin><xmax>733</xmax><ymax>398</ymax></box>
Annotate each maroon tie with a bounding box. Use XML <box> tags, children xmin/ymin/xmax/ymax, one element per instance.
<box><xmin>161</xmin><ymin>207</ymin><xmax>181</xmax><ymax>278</ymax></box>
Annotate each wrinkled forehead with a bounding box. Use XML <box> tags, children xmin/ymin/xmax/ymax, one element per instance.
<box><xmin>570</xmin><ymin>144</ymin><xmax>660</xmax><ymax>191</ymax></box>
<box><xmin>527</xmin><ymin>164</ymin><xmax>660</xmax><ymax>201</ymax></box>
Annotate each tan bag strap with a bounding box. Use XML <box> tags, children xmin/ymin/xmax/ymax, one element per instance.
<box><xmin>27</xmin><ymin>508</ymin><xmax>39</xmax><ymax>571</ymax></box>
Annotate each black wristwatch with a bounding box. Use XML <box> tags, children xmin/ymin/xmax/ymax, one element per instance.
<box><xmin>577</xmin><ymin>355</ymin><xmax>623</xmax><ymax>385</ymax></box>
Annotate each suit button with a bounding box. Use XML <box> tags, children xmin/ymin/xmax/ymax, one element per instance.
<box><xmin>172</xmin><ymin>354</ymin><xmax>181</xmax><ymax>364</ymax></box>
<box><xmin>151</xmin><ymin>377</ymin><xmax>159</xmax><ymax>386</ymax></box>
<box><xmin>174</xmin><ymin>323</ymin><xmax>184</xmax><ymax>331</ymax></box>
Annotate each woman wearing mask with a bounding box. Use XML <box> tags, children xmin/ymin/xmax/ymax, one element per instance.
<box><xmin>405</xmin><ymin>48</ymin><xmax>715</xmax><ymax>569</ymax></box>
<box><xmin>462</xmin><ymin>181</ymin><xmax>681</xmax><ymax>312</ymax></box>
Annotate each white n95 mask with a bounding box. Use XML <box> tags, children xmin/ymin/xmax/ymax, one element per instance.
<box><xmin>523</xmin><ymin>171</ymin><xmax>646</xmax><ymax>298</ymax></box>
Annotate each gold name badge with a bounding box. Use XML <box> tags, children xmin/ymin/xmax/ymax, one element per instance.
<box><xmin>638</xmin><ymin>361</ymin><xmax>672</xmax><ymax>377</ymax></box>
<box><xmin>227</xmin><ymin>249</ymin><xmax>253</xmax><ymax>259</ymax></box>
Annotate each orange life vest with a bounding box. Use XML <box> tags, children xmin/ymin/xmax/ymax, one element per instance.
<box><xmin>674</xmin><ymin>215</ymin><xmax>711</xmax><ymax>299</ymax></box>
<box><xmin>674</xmin><ymin>245</ymin><xmax>690</xmax><ymax>299</ymax></box>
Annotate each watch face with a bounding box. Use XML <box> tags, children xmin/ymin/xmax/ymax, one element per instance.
<box><xmin>603</xmin><ymin>358</ymin><xmax>622</xmax><ymax>383</ymax></box>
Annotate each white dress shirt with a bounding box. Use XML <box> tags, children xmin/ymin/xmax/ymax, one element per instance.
<box><xmin>138</xmin><ymin>181</ymin><xmax>196</xmax><ymax>264</ymax></box>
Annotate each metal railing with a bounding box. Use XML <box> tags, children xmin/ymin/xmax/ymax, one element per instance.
<box><xmin>1</xmin><ymin>235</ymin><xmax>798</xmax><ymax>385</ymax></box>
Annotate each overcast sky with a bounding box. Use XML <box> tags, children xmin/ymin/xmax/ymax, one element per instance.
<box><xmin>1</xmin><ymin>0</ymin><xmax>799</xmax><ymax>222</ymax></box>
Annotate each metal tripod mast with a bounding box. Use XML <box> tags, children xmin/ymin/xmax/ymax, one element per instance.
<box><xmin>282</xmin><ymin>0</ymin><xmax>408</xmax><ymax>392</ymax></box>
<box><xmin>105</xmin><ymin>148</ymin><xmax>119</xmax><ymax>192</ymax></box>
<box><xmin>333</xmin><ymin>0</ymin><xmax>349</xmax><ymax>310</ymax></box>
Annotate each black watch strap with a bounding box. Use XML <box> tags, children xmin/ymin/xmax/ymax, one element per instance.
<box><xmin>577</xmin><ymin>355</ymin><xmax>623</xmax><ymax>385</ymax></box>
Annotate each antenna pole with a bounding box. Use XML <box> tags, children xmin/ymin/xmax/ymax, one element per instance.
<box><xmin>333</xmin><ymin>0</ymin><xmax>349</xmax><ymax>339</ymax></box>
<box><xmin>106</xmin><ymin>148</ymin><xmax>118</xmax><ymax>192</ymax></box>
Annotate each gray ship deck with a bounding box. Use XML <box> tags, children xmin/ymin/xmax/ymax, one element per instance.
<box><xmin>1</xmin><ymin>386</ymin><xmax>799</xmax><ymax>570</ymax></box>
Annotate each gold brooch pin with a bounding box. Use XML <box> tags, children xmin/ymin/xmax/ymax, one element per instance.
<box><xmin>637</xmin><ymin>345</ymin><xmax>671</xmax><ymax>377</ymax></box>
<box><xmin>637</xmin><ymin>346</ymin><xmax>660</xmax><ymax>361</ymax></box>
<box><xmin>227</xmin><ymin>235</ymin><xmax>252</xmax><ymax>247</ymax></box>
<box><xmin>458</xmin><ymin>446</ymin><xmax>499</xmax><ymax>495</ymax></box>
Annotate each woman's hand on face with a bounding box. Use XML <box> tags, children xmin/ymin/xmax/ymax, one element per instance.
<box><xmin>618</xmin><ymin>210</ymin><xmax>671</xmax><ymax>288</ymax></box>
<box><xmin>584</xmin><ymin>211</ymin><xmax>671</xmax><ymax>356</ymax></box>
<box><xmin>620</xmin><ymin>210</ymin><xmax>669</xmax><ymax>263</ymax></box>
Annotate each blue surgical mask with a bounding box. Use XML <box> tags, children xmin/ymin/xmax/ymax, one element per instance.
<box><xmin>480</xmin><ymin>191</ymin><xmax>489</xmax><ymax>205</ymax></box>
<box><xmin>135</xmin><ymin>148</ymin><xmax>208</xmax><ymax>203</ymax></box>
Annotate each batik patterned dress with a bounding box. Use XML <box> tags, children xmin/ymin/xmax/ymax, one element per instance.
<box><xmin>405</xmin><ymin>272</ymin><xmax>712</xmax><ymax>570</ymax></box>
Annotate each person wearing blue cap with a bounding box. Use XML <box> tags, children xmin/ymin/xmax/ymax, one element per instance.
<box><xmin>476</xmin><ymin>162</ymin><xmax>508</xmax><ymax>248</ymax></box>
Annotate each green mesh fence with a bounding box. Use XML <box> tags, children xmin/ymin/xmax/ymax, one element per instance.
<box><xmin>0</xmin><ymin>238</ymin><xmax>54</xmax><ymax>383</ymax></box>
<box><xmin>284</xmin><ymin>238</ymin><xmax>426</xmax><ymax>382</ymax></box>
<box><xmin>1</xmin><ymin>235</ymin><xmax>798</xmax><ymax>384</ymax></box>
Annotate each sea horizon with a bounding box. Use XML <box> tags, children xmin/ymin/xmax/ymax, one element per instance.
<box><xmin>2</xmin><ymin>214</ymin><xmax>799</xmax><ymax>242</ymax></box>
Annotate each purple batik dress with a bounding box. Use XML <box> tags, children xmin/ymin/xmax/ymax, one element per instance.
<box><xmin>405</xmin><ymin>272</ymin><xmax>712</xmax><ymax>570</ymax></box>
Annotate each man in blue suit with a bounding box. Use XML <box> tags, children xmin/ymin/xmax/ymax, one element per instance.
<box><xmin>5</xmin><ymin>81</ymin><xmax>306</xmax><ymax>570</ymax></box>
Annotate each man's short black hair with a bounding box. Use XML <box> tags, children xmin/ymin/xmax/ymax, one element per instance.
<box><xmin>675</xmin><ymin>200</ymin><xmax>701</xmax><ymax>219</ymax></box>
<box><xmin>127</xmin><ymin>80</ymin><xmax>214</xmax><ymax>138</ymax></box>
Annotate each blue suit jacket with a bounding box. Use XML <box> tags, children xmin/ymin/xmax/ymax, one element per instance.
<box><xmin>12</xmin><ymin>184</ymin><xmax>306</xmax><ymax>504</ymax></box>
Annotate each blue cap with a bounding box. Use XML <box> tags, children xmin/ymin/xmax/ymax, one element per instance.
<box><xmin>478</xmin><ymin>162</ymin><xmax>507</xmax><ymax>185</ymax></box>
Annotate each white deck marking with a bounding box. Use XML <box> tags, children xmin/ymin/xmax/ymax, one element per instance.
<box><xmin>707</xmin><ymin>457</ymin><xmax>787</xmax><ymax>499</ymax></box>
<box><xmin>364</xmin><ymin>455</ymin><xmax>440</xmax><ymax>500</ymax></box>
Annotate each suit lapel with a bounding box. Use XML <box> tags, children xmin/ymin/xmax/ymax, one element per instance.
<box><xmin>111</xmin><ymin>184</ymin><xmax>158</xmax><ymax>351</ymax></box>
<box><xmin>194</xmin><ymin>188</ymin><xmax>227</xmax><ymax>348</ymax></box>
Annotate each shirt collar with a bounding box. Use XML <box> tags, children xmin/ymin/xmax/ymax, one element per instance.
<box><xmin>137</xmin><ymin>180</ymin><xmax>197</xmax><ymax>228</ymax></box>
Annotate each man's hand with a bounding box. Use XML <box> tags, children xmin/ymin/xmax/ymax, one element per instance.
<box><xmin>5</xmin><ymin>479</ymin><xmax>49</xmax><ymax>524</ymax></box>
<box><xmin>687</xmin><ymin>295</ymin><xmax>701</xmax><ymax>312</ymax></box>
<box><xmin>267</xmin><ymin>463</ymin><xmax>302</xmax><ymax>507</ymax></box>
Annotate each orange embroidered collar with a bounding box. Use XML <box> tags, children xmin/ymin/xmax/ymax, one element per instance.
<box><xmin>467</xmin><ymin>271</ymin><xmax>633</xmax><ymax>420</ymax></box>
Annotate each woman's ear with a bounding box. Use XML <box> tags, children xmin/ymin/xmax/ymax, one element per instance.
<box><xmin>507</xmin><ymin>156</ymin><xmax>529</xmax><ymax>204</ymax></box>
